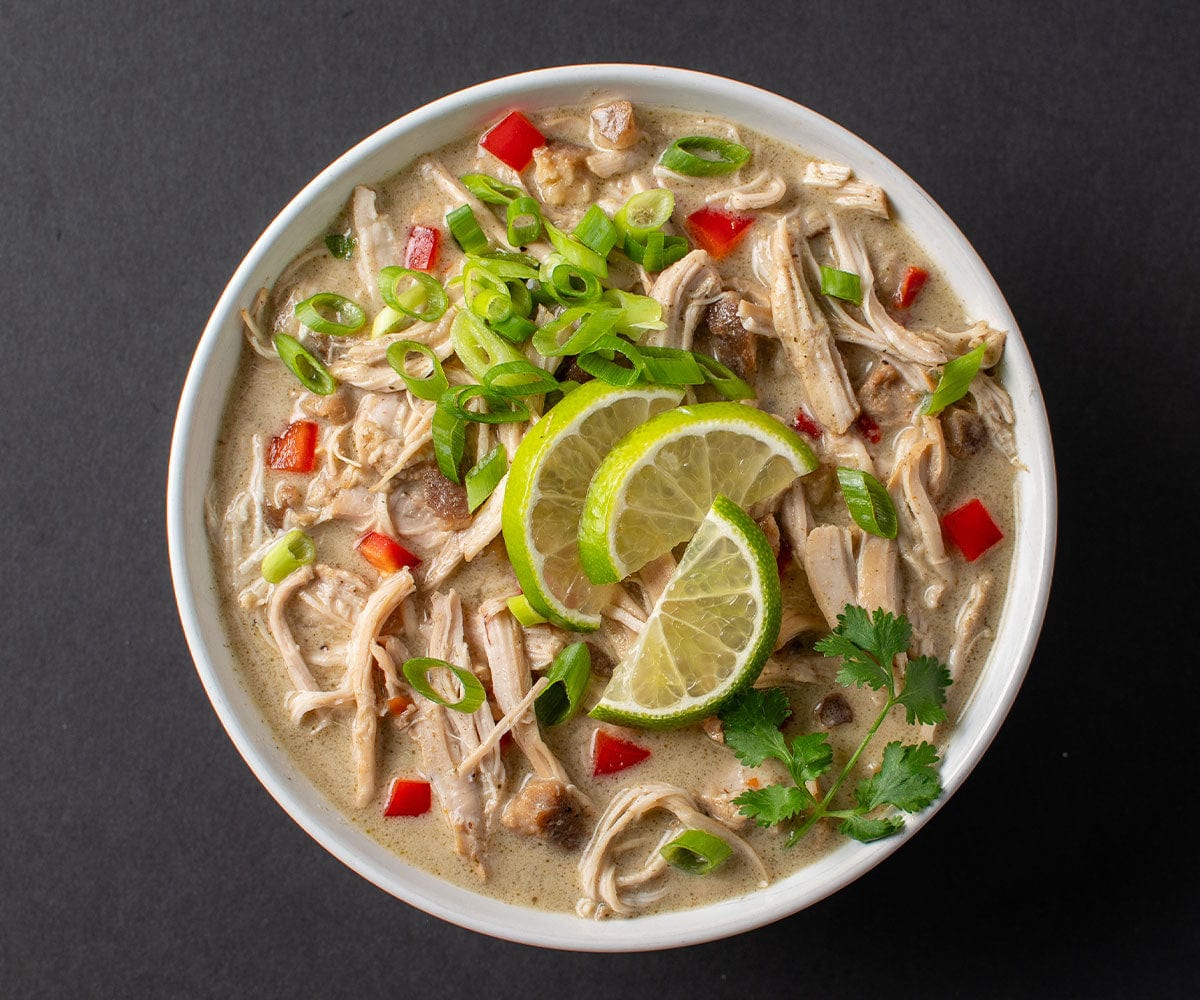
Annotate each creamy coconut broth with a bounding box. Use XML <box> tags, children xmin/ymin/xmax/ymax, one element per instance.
<box><xmin>208</xmin><ymin>101</ymin><xmax>1018</xmax><ymax>917</ymax></box>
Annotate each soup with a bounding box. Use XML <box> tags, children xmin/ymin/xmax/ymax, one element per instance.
<box><xmin>207</xmin><ymin>99</ymin><xmax>1017</xmax><ymax>918</ymax></box>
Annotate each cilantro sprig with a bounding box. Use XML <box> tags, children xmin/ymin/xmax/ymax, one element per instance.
<box><xmin>720</xmin><ymin>605</ymin><xmax>952</xmax><ymax>845</ymax></box>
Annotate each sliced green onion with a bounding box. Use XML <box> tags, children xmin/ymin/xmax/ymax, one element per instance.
<box><xmin>446</xmin><ymin>204</ymin><xmax>489</xmax><ymax>254</ymax></box>
<box><xmin>540</xmin><ymin>255</ymin><xmax>604</xmax><ymax>304</ymax></box>
<box><xmin>460</xmin><ymin>173</ymin><xmax>525</xmax><ymax>205</ymax></box>
<box><xmin>921</xmin><ymin>343</ymin><xmax>987</xmax><ymax>416</ymax></box>
<box><xmin>573</xmin><ymin>204</ymin><xmax>620</xmax><ymax>256</ymax></box>
<box><xmin>465</xmin><ymin>253</ymin><xmax>539</xmax><ymax>285</ymax></box>
<box><xmin>614</xmin><ymin>189</ymin><xmax>675</xmax><ymax>238</ymax></box>
<box><xmin>534</xmin><ymin>643</ymin><xmax>591</xmax><ymax>727</ymax></box>
<box><xmin>506</xmin><ymin>278</ymin><xmax>534</xmax><ymax>318</ymax></box>
<box><xmin>836</xmin><ymin>467</ymin><xmax>898</xmax><ymax>539</ymax></box>
<box><xmin>378</xmin><ymin>267</ymin><xmax>448</xmax><ymax>323</ymax></box>
<box><xmin>637</xmin><ymin>345</ymin><xmax>706</xmax><ymax>385</ymax></box>
<box><xmin>491</xmin><ymin>314</ymin><xmax>538</xmax><ymax>343</ymax></box>
<box><xmin>577</xmin><ymin>337</ymin><xmax>645</xmax><ymax>387</ymax></box>
<box><xmin>324</xmin><ymin>233</ymin><xmax>356</xmax><ymax>259</ymax></box>
<box><xmin>465</xmin><ymin>443</ymin><xmax>507</xmax><ymax>512</ymax></box>
<box><xmin>693</xmin><ymin>353</ymin><xmax>756</xmax><ymax>400</ymax></box>
<box><xmin>532</xmin><ymin>306</ymin><xmax>621</xmax><ymax>357</ymax></box>
<box><xmin>602</xmin><ymin>289</ymin><xmax>667</xmax><ymax>338</ymax></box>
<box><xmin>506</xmin><ymin>594</ymin><xmax>547</xmax><ymax>627</ymax></box>
<box><xmin>385</xmin><ymin>340</ymin><xmax>449</xmax><ymax>401</ymax></box>
<box><xmin>819</xmin><ymin>266</ymin><xmax>863</xmax><ymax>305</ymax></box>
<box><xmin>624</xmin><ymin>231</ymin><xmax>689</xmax><ymax>273</ymax></box>
<box><xmin>273</xmin><ymin>333</ymin><xmax>336</xmax><ymax>395</ymax></box>
<box><xmin>477</xmin><ymin>250</ymin><xmax>541</xmax><ymax>273</ymax></box>
<box><xmin>402</xmin><ymin>657</ymin><xmax>486</xmax><ymax>714</ymax></box>
<box><xmin>432</xmin><ymin>389</ymin><xmax>468</xmax><ymax>482</ymax></box>
<box><xmin>472</xmin><ymin>287</ymin><xmax>515</xmax><ymax>325</ymax></box>
<box><xmin>261</xmin><ymin>529</ymin><xmax>316</xmax><ymax>584</ymax></box>
<box><xmin>448</xmin><ymin>384</ymin><xmax>530</xmax><ymax>425</ymax></box>
<box><xmin>483</xmin><ymin>359</ymin><xmax>560</xmax><ymax>397</ymax></box>
<box><xmin>660</xmin><ymin>829</ymin><xmax>733</xmax><ymax>875</ymax></box>
<box><xmin>294</xmin><ymin>292</ymin><xmax>366</xmax><ymax>336</ymax></box>
<box><xmin>372</xmin><ymin>305</ymin><xmax>410</xmax><ymax>339</ymax></box>
<box><xmin>659</xmin><ymin>136</ymin><xmax>751</xmax><ymax>177</ymax></box>
<box><xmin>450</xmin><ymin>310</ymin><xmax>525</xmax><ymax>381</ymax></box>
<box><xmin>505</xmin><ymin>196</ymin><xmax>542</xmax><ymax>247</ymax></box>
<box><xmin>544</xmin><ymin>220</ymin><xmax>608</xmax><ymax>278</ymax></box>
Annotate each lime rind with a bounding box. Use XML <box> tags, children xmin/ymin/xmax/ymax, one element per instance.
<box><xmin>589</xmin><ymin>494</ymin><xmax>782</xmax><ymax>729</ymax></box>
<box><xmin>578</xmin><ymin>402</ymin><xmax>817</xmax><ymax>585</ymax></box>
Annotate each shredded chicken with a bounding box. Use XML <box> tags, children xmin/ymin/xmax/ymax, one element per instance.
<box><xmin>645</xmin><ymin>250</ymin><xmax>723</xmax><ymax>350</ymax></box>
<box><xmin>803</xmin><ymin>525</ymin><xmax>858</xmax><ymax>626</ymax></box>
<box><xmin>890</xmin><ymin>417</ymin><xmax>956</xmax><ymax>608</ymax></box>
<box><xmin>532</xmin><ymin>143</ymin><xmax>593</xmax><ymax>206</ymax></box>
<box><xmin>707</xmin><ymin>171</ymin><xmax>787</xmax><ymax>211</ymax></box>
<box><xmin>351</xmin><ymin>186</ymin><xmax>403</xmax><ymax>308</ymax></box>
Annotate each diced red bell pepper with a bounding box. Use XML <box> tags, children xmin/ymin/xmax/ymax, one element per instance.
<box><xmin>855</xmin><ymin>412</ymin><xmax>882</xmax><ymax>444</ymax></box>
<box><xmin>404</xmin><ymin>225</ymin><xmax>441</xmax><ymax>272</ymax></box>
<box><xmin>592</xmin><ymin>730</ymin><xmax>651</xmax><ymax>777</ymax></box>
<box><xmin>892</xmin><ymin>266</ymin><xmax>929</xmax><ymax>309</ymax></box>
<box><xmin>684</xmin><ymin>207</ymin><xmax>755</xmax><ymax>259</ymax></box>
<box><xmin>357</xmin><ymin>531</ymin><xmax>421</xmax><ymax>574</ymax></box>
<box><xmin>384</xmin><ymin>778</ymin><xmax>431</xmax><ymax>817</ymax></box>
<box><xmin>386</xmin><ymin>695</ymin><xmax>413</xmax><ymax>716</ymax></box>
<box><xmin>267</xmin><ymin>420</ymin><xmax>318</xmax><ymax>473</ymax></box>
<box><xmin>941</xmin><ymin>498</ymin><xmax>1004</xmax><ymax>562</ymax></box>
<box><xmin>479</xmin><ymin>111</ymin><xmax>545</xmax><ymax>172</ymax></box>
<box><xmin>791</xmin><ymin>406</ymin><xmax>824</xmax><ymax>440</ymax></box>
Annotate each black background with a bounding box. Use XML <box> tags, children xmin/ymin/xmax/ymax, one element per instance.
<box><xmin>3</xmin><ymin>1</ymin><xmax>1198</xmax><ymax>996</ymax></box>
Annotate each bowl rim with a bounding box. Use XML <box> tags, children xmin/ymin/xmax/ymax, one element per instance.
<box><xmin>167</xmin><ymin>63</ymin><xmax>1056</xmax><ymax>951</ymax></box>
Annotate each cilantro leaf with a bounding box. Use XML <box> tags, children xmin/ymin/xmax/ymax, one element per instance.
<box><xmin>325</xmin><ymin>233</ymin><xmax>357</xmax><ymax>259</ymax></box>
<box><xmin>838</xmin><ymin>814</ymin><xmax>905</xmax><ymax>842</ymax></box>
<box><xmin>734</xmin><ymin>784</ymin><xmax>810</xmax><ymax>827</ymax></box>
<box><xmin>815</xmin><ymin>605</ymin><xmax>912</xmax><ymax>693</ymax></box>
<box><xmin>855</xmin><ymin>741</ymin><xmax>943</xmax><ymax>813</ymax></box>
<box><xmin>896</xmin><ymin>655</ymin><xmax>952</xmax><ymax>725</ymax></box>
<box><xmin>784</xmin><ymin>732</ymin><xmax>834</xmax><ymax>787</ymax></box>
<box><xmin>720</xmin><ymin>688</ymin><xmax>792</xmax><ymax>768</ymax></box>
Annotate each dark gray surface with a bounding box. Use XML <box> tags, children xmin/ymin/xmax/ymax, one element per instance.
<box><xmin>3</xmin><ymin>1</ymin><xmax>1198</xmax><ymax>996</ymax></box>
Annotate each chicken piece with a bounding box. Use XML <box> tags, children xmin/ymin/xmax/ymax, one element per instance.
<box><xmin>757</xmin><ymin>513</ymin><xmax>781</xmax><ymax>560</ymax></box>
<box><xmin>858</xmin><ymin>362</ymin><xmax>919</xmax><ymax>426</ymax></box>
<box><xmin>803</xmin><ymin>525</ymin><xmax>857</xmax><ymax>626</ymax></box>
<box><xmin>299</xmin><ymin>390</ymin><xmax>350</xmax><ymax>423</ymax></box>
<box><xmin>533</xmin><ymin>143</ymin><xmax>593</xmax><ymax>206</ymax></box>
<box><xmin>777</xmin><ymin>481</ymin><xmax>812</xmax><ymax>564</ymax></box>
<box><xmin>890</xmin><ymin>420</ymin><xmax>956</xmax><ymax>608</ymax></box>
<box><xmin>502</xmin><ymin>778</ymin><xmax>588</xmax><ymax>848</ymax></box>
<box><xmin>802</xmin><ymin>160</ymin><xmax>853</xmax><ymax>188</ymax></box>
<box><xmin>856</xmin><ymin>535</ymin><xmax>903</xmax><ymax>616</ymax></box>
<box><xmin>590</xmin><ymin>100</ymin><xmax>640</xmax><ymax>150</ymax></box>
<box><xmin>645</xmin><ymin>249</ymin><xmax>723</xmax><ymax>350</ymax></box>
<box><xmin>833</xmin><ymin>180</ymin><xmax>889</xmax><ymax>218</ymax></box>
<box><xmin>943</xmin><ymin>405</ymin><xmax>989</xmax><ymax>459</ymax></box>
<box><xmin>773</xmin><ymin>608</ymin><xmax>826</xmax><ymax>651</ymax></box>
<box><xmin>586</xmin><ymin>148</ymin><xmax>640</xmax><ymax>179</ymax></box>
<box><xmin>707</xmin><ymin>171</ymin><xmax>787</xmax><ymax>212</ymax></box>
<box><xmin>696</xmin><ymin>292</ymin><xmax>757</xmax><ymax>380</ymax></box>
<box><xmin>970</xmin><ymin>372</ymin><xmax>1018</xmax><ymax>463</ymax></box>
<box><xmin>350</xmin><ymin>186</ymin><xmax>405</xmax><ymax>309</ymax></box>
<box><xmin>263</xmin><ymin>482</ymin><xmax>303</xmax><ymax>531</ymax></box>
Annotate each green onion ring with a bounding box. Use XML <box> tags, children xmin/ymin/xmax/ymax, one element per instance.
<box><xmin>544</xmin><ymin>220</ymin><xmax>608</xmax><ymax>278</ymax></box>
<box><xmin>261</xmin><ymin>529</ymin><xmax>316</xmax><ymax>584</ymax></box>
<box><xmin>623</xmin><ymin>231</ymin><xmax>690</xmax><ymax>273</ymax></box>
<box><xmin>446</xmin><ymin>204</ymin><xmax>489</xmax><ymax>255</ymax></box>
<box><xmin>577</xmin><ymin>336</ymin><xmax>645</xmax><ymax>387</ymax></box>
<box><xmin>505</xmin><ymin>196</ymin><xmax>542</xmax><ymax>247</ymax></box>
<box><xmin>614</xmin><ymin>189</ymin><xmax>675</xmax><ymax>238</ymax></box>
<box><xmin>693</xmin><ymin>353</ymin><xmax>756</xmax><ymax>400</ymax></box>
<box><xmin>659</xmin><ymin>136</ymin><xmax>751</xmax><ymax>177</ymax></box>
<box><xmin>534</xmin><ymin>643</ymin><xmax>591</xmax><ymax>727</ymax></box>
<box><xmin>491</xmin><ymin>314</ymin><xmax>538</xmax><ymax>343</ymax></box>
<box><xmin>450</xmin><ymin>311</ymin><xmax>526</xmax><ymax>381</ymax></box>
<box><xmin>602</xmin><ymin>289</ymin><xmax>666</xmax><ymax>338</ymax></box>
<box><xmin>464</xmin><ymin>443</ymin><xmax>507</xmax><ymax>512</ymax></box>
<box><xmin>637</xmin><ymin>345</ymin><xmax>706</xmax><ymax>385</ymax></box>
<box><xmin>483</xmin><ymin>360</ymin><xmax>560</xmax><ymax>397</ymax></box>
<box><xmin>378</xmin><ymin>267</ymin><xmax>448</xmax><ymax>322</ymax></box>
<box><xmin>542</xmin><ymin>257</ymin><xmax>604</xmax><ymax>304</ymax></box>
<box><xmin>385</xmin><ymin>340</ymin><xmax>449</xmax><ymax>401</ymax></box>
<box><xmin>836</xmin><ymin>467</ymin><xmax>899</xmax><ymax>539</ymax></box>
<box><xmin>432</xmin><ymin>389</ymin><xmax>468</xmax><ymax>482</ymax></box>
<box><xmin>532</xmin><ymin>306</ymin><xmax>621</xmax><ymax>357</ymax></box>
<box><xmin>273</xmin><ymin>333</ymin><xmax>336</xmax><ymax>395</ymax></box>
<box><xmin>921</xmin><ymin>342</ymin><xmax>987</xmax><ymax>416</ymax></box>
<box><xmin>449</xmin><ymin>384</ymin><xmax>530</xmax><ymax>424</ymax></box>
<box><xmin>471</xmin><ymin>287</ymin><xmax>515</xmax><ymax>325</ymax></box>
<box><xmin>660</xmin><ymin>829</ymin><xmax>733</xmax><ymax>875</ymax></box>
<box><xmin>573</xmin><ymin>204</ymin><xmax>620</xmax><ymax>256</ymax></box>
<box><xmin>460</xmin><ymin>173</ymin><xmax>525</xmax><ymax>205</ymax></box>
<box><xmin>402</xmin><ymin>657</ymin><xmax>486</xmax><ymax>714</ymax></box>
<box><xmin>819</xmin><ymin>265</ymin><xmax>863</xmax><ymax>305</ymax></box>
<box><xmin>294</xmin><ymin>292</ymin><xmax>366</xmax><ymax>336</ymax></box>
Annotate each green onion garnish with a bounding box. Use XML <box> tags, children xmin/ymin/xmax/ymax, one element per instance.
<box><xmin>385</xmin><ymin>340</ymin><xmax>449</xmax><ymax>401</ymax></box>
<box><xmin>448</xmin><ymin>385</ymin><xmax>530</xmax><ymax>425</ymax></box>
<box><xmin>483</xmin><ymin>359</ymin><xmax>560</xmax><ymax>397</ymax></box>
<box><xmin>464</xmin><ymin>443</ymin><xmax>507</xmax><ymax>512</ymax></box>
<box><xmin>534</xmin><ymin>643</ymin><xmax>591</xmax><ymax>727</ymax></box>
<box><xmin>614</xmin><ymin>189</ymin><xmax>675</xmax><ymax>238</ymax></box>
<box><xmin>532</xmin><ymin>306</ymin><xmax>621</xmax><ymax>357</ymax></box>
<box><xmin>637</xmin><ymin>345</ymin><xmax>706</xmax><ymax>385</ymax></box>
<box><xmin>450</xmin><ymin>311</ymin><xmax>525</xmax><ymax>381</ymax></box>
<box><xmin>402</xmin><ymin>657</ymin><xmax>486</xmax><ymax>714</ymax></box>
<box><xmin>544</xmin><ymin>221</ymin><xmax>608</xmax><ymax>279</ymax></box>
<box><xmin>491</xmin><ymin>314</ymin><xmax>538</xmax><ymax>343</ymax></box>
<box><xmin>294</xmin><ymin>292</ymin><xmax>366</xmax><ymax>337</ymax></box>
<box><xmin>471</xmin><ymin>287</ymin><xmax>515</xmax><ymax>325</ymax></box>
<box><xmin>577</xmin><ymin>338</ymin><xmax>644</xmax><ymax>387</ymax></box>
<box><xmin>659</xmin><ymin>136</ymin><xmax>751</xmax><ymax>177</ymax></box>
<box><xmin>623</xmin><ymin>231</ymin><xmax>690</xmax><ymax>272</ymax></box>
<box><xmin>836</xmin><ymin>467</ymin><xmax>898</xmax><ymax>539</ymax></box>
<box><xmin>505</xmin><ymin>196</ymin><xmax>542</xmax><ymax>247</ymax></box>
<box><xmin>446</xmin><ymin>204</ymin><xmax>489</xmax><ymax>254</ymax></box>
<box><xmin>602</xmin><ymin>289</ymin><xmax>667</xmax><ymax>338</ymax></box>
<box><xmin>573</xmin><ymin>204</ymin><xmax>620</xmax><ymax>256</ymax></box>
<box><xmin>324</xmin><ymin>233</ymin><xmax>356</xmax><ymax>259</ymax></box>
<box><xmin>273</xmin><ymin>333</ymin><xmax>336</xmax><ymax>395</ymax></box>
<box><xmin>506</xmin><ymin>277</ymin><xmax>534</xmax><ymax>319</ymax></box>
<box><xmin>432</xmin><ymin>389</ymin><xmax>469</xmax><ymax>482</ymax></box>
<box><xmin>693</xmin><ymin>353</ymin><xmax>756</xmax><ymax>400</ymax></box>
<box><xmin>921</xmin><ymin>343</ymin><xmax>987</xmax><ymax>416</ymax></box>
<box><xmin>541</xmin><ymin>255</ymin><xmax>604</xmax><ymax>305</ymax></box>
<box><xmin>819</xmin><ymin>266</ymin><xmax>863</xmax><ymax>305</ymax></box>
<box><xmin>261</xmin><ymin>529</ymin><xmax>316</xmax><ymax>584</ymax></box>
<box><xmin>460</xmin><ymin>173</ymin><xmax>525</xmax><ymax>205</ymax></box>
<box><xmin>660</xmin><ymin>829</ymin><xmax>733</xmax><ymax>875</ymax></box>
<box><xmin>506</xmin><ymin>594</ymin><xmax>547</xmax><ymax>626</ymax></box>
<box><xmin>377</xmin><ymin>267</ymin><xmax>448</xmax><ymax>323</ymax></box>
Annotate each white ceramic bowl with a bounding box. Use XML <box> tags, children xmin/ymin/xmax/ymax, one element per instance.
<box><xmin>168</xmin><ymin>64</ymin><xmax>1056</xmax><ymax>951</ymax></box>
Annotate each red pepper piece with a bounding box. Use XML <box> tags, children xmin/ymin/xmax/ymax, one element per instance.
<box><xmin>855</xmin><ymin>412</ymin><xmax>882</xmax><ymax>444</ymax></box>
<box><xmin>386</xmin><ymin>695</ymin><xmax>413</xmax><ymax>716</ymax></box>
<box><xmin>384</xmin><ymin>778</ymin><xmax>431</xmax><ymax>817</ymax></box>
<box><xmin>892</xmin><ymin>266</ymin><xmax>929</xmax><ymax>309</ymax></box>
<box><xmin>592</xmin><ymin>730</ymin><xmax>651</xmax><ymax>777</ymax></box>
<box><xmin>404</xmin><ymin>225</ymin><xmax>441</xmax><ymax>272</ymax></box>
<box><xmin>941</xmin><ymin>498</ymin><xmax>1004</xmax><ymax>562</ymax></box>
<box><xmin>684</xmin><ymin>206</ymin><xmax>755</xmax><ymax>259</ymax></box>
<box><xmin>267</xmin><ymin>420</ymin><xmax>318</xmax><ymax>473</ymax></box>
<box><xmin>479</xmin><ymin>111</ymin><xmax>546</xmax><ymax>172</ymax></box>
<box><xmin>357</xmin><ymin>531</ymin><xmax>421</xmax><ymax>575</ymax></box>
<box><xmin>791</xmin><ymin>406</ymin><xmax>824</xmax><ymax>440</ymax></box>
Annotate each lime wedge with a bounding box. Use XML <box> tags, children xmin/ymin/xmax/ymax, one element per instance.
<box><xmin>589</xmin><ymin>494</ymin><xmax>781</xmax><ymax>728</ymax></box>
<box><xmin>578</xmin><ymin>402</ymin><xmax>817</xmax><ymax>584</ymax></box>
<box><xmin>502</xmin><ymin>380</ymin><xmax>684</xmax><ymax>631</ymax></box>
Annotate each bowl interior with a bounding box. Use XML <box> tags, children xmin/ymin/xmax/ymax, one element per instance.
<box><xmin>168</xmin><ymin>64</ymin><xmax>1055</xmax><ymax>951</ymax></box>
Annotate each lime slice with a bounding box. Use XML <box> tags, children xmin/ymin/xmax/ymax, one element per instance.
<box><xmin>578</xmin><ymin>402</ymin><xmax>817</xmax><ymax>584</ymax></box>
<box><xmin>590</xmin><ymin>494</ymin><xmax>781</xmax><ymax>728</ymax></box>
<box><xmin>502</xmin><ymin>380</ymin><xmax>684</xmax><ymax>631</ymax></box>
